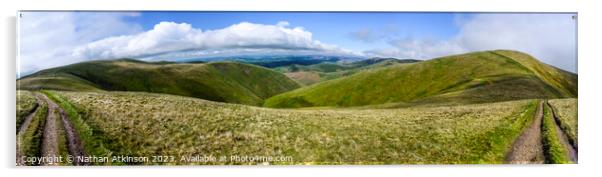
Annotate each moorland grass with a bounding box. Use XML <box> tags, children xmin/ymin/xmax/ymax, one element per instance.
<box><xmin>55</xmin><ymin>91</ymin><xmax>537</xmax><ymax>164</ymax></box>
<box><xmin>17</xmin><ymin>90</ymin><xmax>38</xmax><ymax>131</ymax></box>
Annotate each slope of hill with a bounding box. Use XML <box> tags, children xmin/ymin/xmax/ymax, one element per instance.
<box><xmin>264</xmin><ymin>50</ymin><xmax>577</xmax><ymax>108</ymax></box>
<box><xmin>318</xmin><ymin>58</ymin><xmax>420</xmax><ymax>81</ymax></box>
<box><xmin>18</xmin><ymin>59</ymin><xmax>300</xmax><ymax>106</ymax></box>
<box><xmin>276</xmin><ymin>58</ymin><xmax>419</xmax><ymax>86</ymax></box>
<box><xmin>492</xmin><ymin>50</ymin><xmax>577</xmax><ymax>97</ymax></box>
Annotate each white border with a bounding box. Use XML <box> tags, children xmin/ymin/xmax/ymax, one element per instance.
<box><xmin>2</xmin><ymin>0</ymin><xmax>600</xmax><ymax>177</ymax></box>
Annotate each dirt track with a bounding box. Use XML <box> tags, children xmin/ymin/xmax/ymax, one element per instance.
<box><xmin>505</xmin><ymin>101</ymin><xmax>545</xmax><ymax>164</ymax></box>
<box><xmin>38</xmin><ymin>93</ymin><xmax>60</xmax><ymax>166</ymax></box>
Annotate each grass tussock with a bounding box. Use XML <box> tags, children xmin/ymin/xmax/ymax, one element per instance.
<box><xmin>55</xmin><ymin>91</ymin><xmax>536</xmax><ymax>164</ymax></box>
<box><xmin>17</xmin><ymin>90</ymin><xmax>38</xmax><ymax>131</ymax></box>
<box><xmin>547</xmin><ymin>98</ymin><xmax>577</xmax><ymax>148</ymax></box>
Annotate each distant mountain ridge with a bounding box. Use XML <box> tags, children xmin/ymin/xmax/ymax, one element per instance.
<box><xmin>178</xmin><ymin>54</ymin><xmax>363</xmax><ymax>68</ymax></box>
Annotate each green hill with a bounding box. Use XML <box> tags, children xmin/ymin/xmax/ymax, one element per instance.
<box><xmin>276</xmin><ymin>58</ymin><xmax>419</xmax><ymax>86</ymax></box>
<box><xmin>264</xmin><ymin>50</ymin><xmax>577</xmax><ymax>108</ymax></box>
<box><xmin>18</xmin><ymin>59</ymin><xmax>300</xmax><ymax>106</ymax></box>
<box><xmin>274</xmin><ymin>58</ymin><xmax>418</xmax><ymax>73</ymax></box>
<box><xmin>318</xmin><ymin>58</ymin><xmax>419</xmax><ymax>81</ymax></box>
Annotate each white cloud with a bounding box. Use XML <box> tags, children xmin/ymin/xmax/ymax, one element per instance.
<box><xmin>366</xmin><ymin>14</ymin><xmax>577</xmax><ymax>72</ymax></box>
<box><xmin>72</xmin><ymin>21</ymin><xmax>356</xmax><ymax>61</ymax></box>
<box><xmin>276</xmin><ymin>21</ymin><xmax>290</xmax><ymax>27</ymax></box>
<box><xmin>18</xmin><ymin>12</ymin><xmax>142</xmax><ymax>77</ymax></box>
<box><xmin>457</xmin><ymin>14</ymin><xmax>576</xmax><ymax>72</ymax></box>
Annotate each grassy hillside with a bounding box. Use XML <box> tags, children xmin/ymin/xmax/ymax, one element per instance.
<box><xmin>265</xmin><ymin>50</ymin><xmax>577</xmax><ymax>108</ymax></box>
<box><xmin>493</xmin><ymin>51</ymin><xmax>577</xmax><ymax>97</ymax></box>
<box><xmin>18</xmin><ymin>59</ymin><xmax>300</xmax><ymax>106</ymax></box>
<box><xmin>319</xmin><ymin>59</ymin><xmax>418</xmax><ymax>81</ymax></box>
<box><xmin>277</xmin><ymin>58</ymin><xmax>419</xmax><ymax>86</ymax></box>
<box><xmin>285</xmin><ymin>72</ymin><xmax>322</xmax><ymax>86</ymax></box>
<box><xmin>277</xmin><ymin>62</ymin><xmax>351</xmax><ymax>73</ymax></box>
<box><xmin>51</xmin><ymin>90</ymin><xmax>537</xmax><ymax>164</ymax></box>
<box><xmin>274</xmin><ymin>58</ymin><xmax>418</xmax><ymax>73</ymax></box>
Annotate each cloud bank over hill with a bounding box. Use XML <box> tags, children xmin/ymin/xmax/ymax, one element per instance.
<box><xmin>363</xmin><ymin>14</ymin><xmax>577</xmax><ymax>72</ymax></box>
<box><xmin>72</xmin><ymin>21</ymin><xmax>358</xmax><ymax>61</ymax></box>
<box><xmin>18</xmin><ymin>12</ymin><xmax>142</xmax><ymax>77</ymax></box>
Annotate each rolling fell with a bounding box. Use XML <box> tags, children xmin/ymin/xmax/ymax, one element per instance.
<box><xmin>264</xmin><ymin>50</ymin><xmax>577</xmax><ymax>108</ymax></box>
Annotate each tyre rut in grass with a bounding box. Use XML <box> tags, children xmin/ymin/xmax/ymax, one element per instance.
<box><xmin>16</xmin><ymin>94</ymin><xmax>42</xmax><ymax>165</ymax></box>
<box><xmin>58</xmin><ymin>106</ymin><xmax>89</xmax><ymax>165</ymax></box>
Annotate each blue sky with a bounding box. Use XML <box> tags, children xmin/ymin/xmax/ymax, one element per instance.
<box><xmin>129</xmin><ymin>12</ymin><xmax>460</xmax><ymax>52</ymax></box>
<box><xmin>18</xmin><ymin>11</ymin><xmax>576</xmax><ymax>76</ymax></box>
